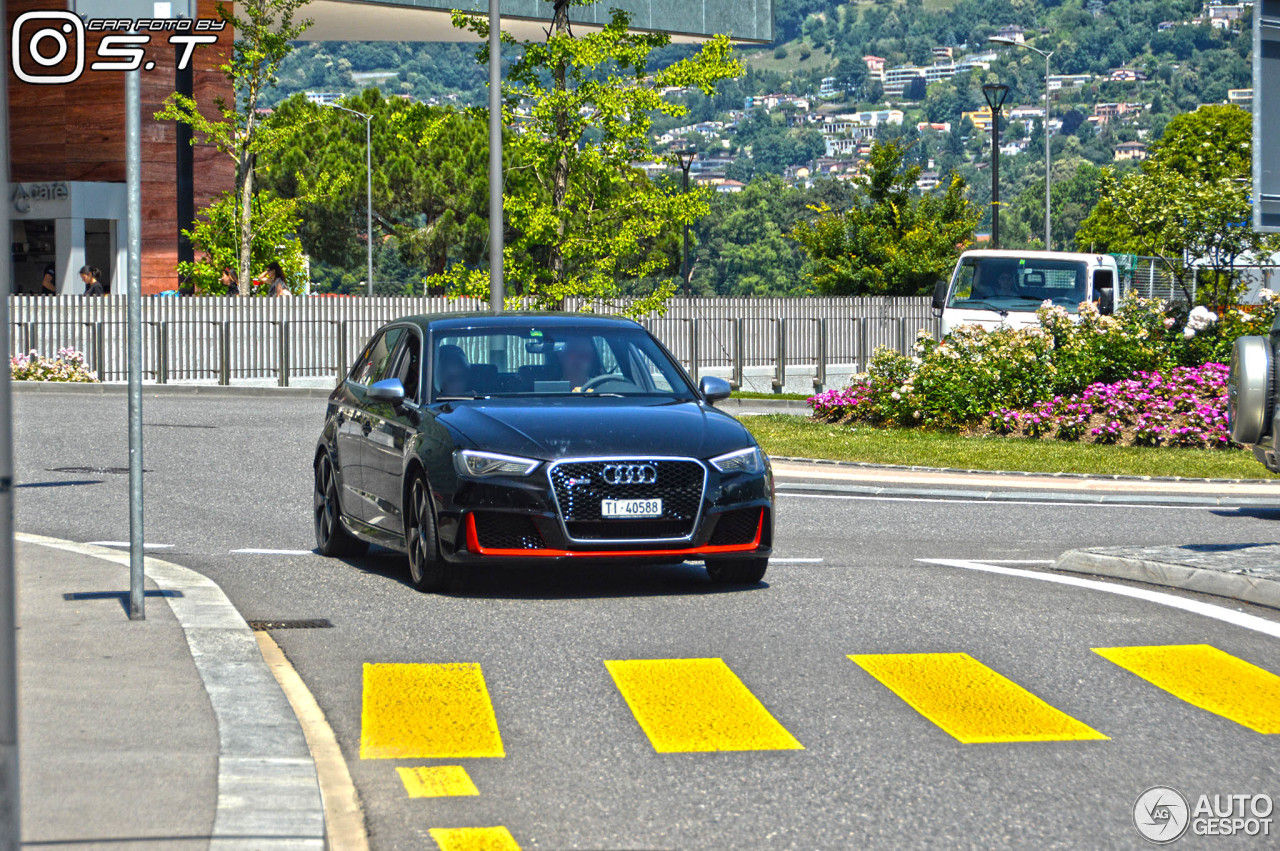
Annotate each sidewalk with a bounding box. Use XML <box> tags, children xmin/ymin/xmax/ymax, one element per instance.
<box><xmin>18</xmin><ymin>540</ymin><xmax>218</xmax><ymax>848</ymax></box>
<box><xmin>16</xmin><ymin>537</ymin><xmax>326</xmax><ymax>850</ymax></box>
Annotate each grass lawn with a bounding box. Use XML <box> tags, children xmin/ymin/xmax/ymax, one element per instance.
<box><xmin>741</xmin><ymin>415</ymin><xmax>1280</xmax><ymax>480</ymax></box>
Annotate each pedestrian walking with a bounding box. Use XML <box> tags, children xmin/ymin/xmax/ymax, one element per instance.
<box><xmin>260</xmin><ymin>262</ymin><xmax>290</xmax><ymax>298</ymax></box>
<box><xmin>39</xmin><ymin>264</ymin><xmax>56</xmax><ymax>295</ymax></box>
<box><xmin>79</xmin><ymin>265</ymin><xmax>105</xmax><ymax>296</ymax></box>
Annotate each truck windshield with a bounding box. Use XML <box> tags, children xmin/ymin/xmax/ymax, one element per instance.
<box><xmin>948</xmin><ymin>258</ymin><xmax>1090</xmax><ymax>313</ymax></box>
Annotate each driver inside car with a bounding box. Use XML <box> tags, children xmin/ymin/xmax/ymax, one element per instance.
<box><xmin>556</xmin><ymin>335</ymin><xmax>600</xmax><ymax>391</ymax></box>
<box><xmin>435</xmin><ymin>344</ymin><xmax>471</xmax><ymax>397</ymax></box>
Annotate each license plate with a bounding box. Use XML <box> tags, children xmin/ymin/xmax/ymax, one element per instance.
<box><xmin>601</xmin><ymin>498</ymin><xmax>663</xmax><ymax>519</ymax></box>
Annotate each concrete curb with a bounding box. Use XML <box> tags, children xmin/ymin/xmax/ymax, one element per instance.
<box><xmin>774</xmin><ymin>480</ymin><xmax>1280</xmax><ymax>508</ymax></box>
<box><xmin>1053</xmin><ymin>549</ymin><xmax>1280</xmax><ymax>610</ymax></box>
<box><xmin>12</xmin><ymin>381</ymin><xmax>335</xmax><ymax>399</ymax></box>
<box><xmin>16</xmin><ymin>533</ymin><xmax>326</xmax><ymax>850</ymax></box>
<box><xmin>768</xmin><ymin>454</ymin><xmax>1280</xmax><ymax>486</ymax></box>
<box><xmin>715</xmin><ymin>397</ymin><xmax>811</xmax><ymax>412</ymax></box>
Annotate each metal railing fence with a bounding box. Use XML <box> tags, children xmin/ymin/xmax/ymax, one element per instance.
<box><xmin>8</xmin><ymin>295</ymin><xmax>940</xmax><ymax>389</ymax></box>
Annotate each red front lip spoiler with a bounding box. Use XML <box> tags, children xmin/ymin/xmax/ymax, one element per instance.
<box><xmin>465</xmin><ymin>509</ymin><xmax>763</xmax><ymax>557</ymax></box>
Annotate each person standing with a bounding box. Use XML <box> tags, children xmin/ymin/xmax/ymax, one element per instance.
<box><xmin>39</xmin><ymin>264</ymin><xmax>56</xmax><ymax>295</ymax></box>
<box><xmin>220</xmin><ymin>265</ymin><xmax>240</xmax><ymax>296</ymax></box>
<box><xmin>79</xmin><ymin>266</ymin><xmax>105</xmax><ymax>296</ymax></box>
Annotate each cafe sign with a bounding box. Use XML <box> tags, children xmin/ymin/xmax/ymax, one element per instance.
<box><xmin>11</xmin><ymin>182</ymin><xmax>69</xmax><ymax>213</ymax></box>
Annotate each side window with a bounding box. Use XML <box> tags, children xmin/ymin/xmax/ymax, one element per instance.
<box><xmin>393</xmin><ymin>333</ymin><xmax>422</xmax><ymax>403</ymax></box>
<box><xmin>629</xmin><ymin>346</ymin><xmax>675</xmax><ymax>393</ymax></box>
<box><xmin>952</xmin><ymin>263</ymin><xmax>975</xmax><ymax>300</ymax></box>
<box><xmin>351</xmin><ymin>327</ymin><xmax>405</xmax><ymax>385</ymax></box>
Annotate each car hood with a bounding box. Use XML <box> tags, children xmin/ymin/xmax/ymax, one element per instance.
<box><xmin>435</xmin><ymin>397</ymin><xmax>756</xmax><ymax>461</ymax></box>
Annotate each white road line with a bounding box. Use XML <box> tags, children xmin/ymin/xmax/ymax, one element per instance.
<box><xmin>769</xmin><ymin>557</ymin><xmax>825</xmax><ymax>563</ymax></box>
<box><xmin>974</xmin><ymin>559</ymin><xmax>1055</xmax><ymax>564</ymax></box>
<box><xmin>231</xmin><ymin>548</ymin><xmax>315</xmax><ymax>556</ymax></box>
<box><xmin>86</xmin><ymin>540</ymin><xmax>173</xmax><ymax>549</ymax></box>
<box><xmin>776</xmin><ymin>491</ymin><xmax>1229</xmax><ymax>510</ymax></box>
<box><xmin>920</xmin><ymin>558</ymin><xmax>1280</xmax><ymax>640</ymax></box>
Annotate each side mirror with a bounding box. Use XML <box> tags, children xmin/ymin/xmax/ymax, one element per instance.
<box><xmin>699</xmin><ymin>375</ymin><xmax>732</xmax><ymax>403</ymax></box>
<box><xmin>1097</xmin><ymin>287</ymin><xmax>1115</xmax><ymax>315</ymax></box>
<box><xmin>931</xmin><ymin>279</ymin><xmax>949</xmax><ymax>313</ymax></box>
<box><xmin>367</xmin><ymin>377</ymin><xmax>406</xmax><ymax>406</ymax></box>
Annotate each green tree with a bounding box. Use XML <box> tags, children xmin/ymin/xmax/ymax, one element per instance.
<box><xmin>1077</xmin><ymin>105</ymin><xmax>1277</xmax><ymax>305</ymax></box>
<box><xmin>157</xmin><ymin>0</ymin><xmax>313</xmax><ymax>295</ymax></box>
<box><xmin>792</xmin><ymin>140</ymin><xmax>980</xmax><ymax>295</ymax></box>
<box><xmin>177</xmin><ymin>192</ymin><xmax>309</xmax><ymax>295</ymax></box>
<box><xmin>261</xmin><ymin>90</ymin><xmax>505</xmax><ymax>284</ymax></box>
<box><xmin>448</xmin><ymin>0</ymin><xmax>741</xmax><ymax>313</ymax></box>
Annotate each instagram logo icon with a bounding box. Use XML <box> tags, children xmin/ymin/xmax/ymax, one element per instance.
<box><xmin>11</xmin><ymin>11</ymin><xmax>85</xmax><ymax>85</ymax></box>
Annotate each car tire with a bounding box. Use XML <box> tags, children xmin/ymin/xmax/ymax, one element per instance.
<box><xmin>314</xmin><ymin>454</ymin><xmax>369</xmax><ymax>557</ymax></box>
<box><xmin>706</xmin><ymin>557</ymin><xmax>768</xmax><ymax>585</ymax></box>
<box><xmin>406</xmin><ymin>474</ymin><xmax>459</xmax><ymax>593</ymax></box>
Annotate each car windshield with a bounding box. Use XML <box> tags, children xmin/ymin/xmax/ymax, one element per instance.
<box><xmin>948</xmin><ymin>258</ymin><xmax>1089</xmax><ymax>313</ymax></box>
<box><xmin>429</xmin><ymin>326</ymin><xmax>697</xmax><ymax>402</ymax></box>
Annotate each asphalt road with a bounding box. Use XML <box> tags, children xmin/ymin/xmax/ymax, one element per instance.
<box><xmin>14</xmin><ymin>391</ymin><xmax>1280</xmax><ymax>850</ymax></box>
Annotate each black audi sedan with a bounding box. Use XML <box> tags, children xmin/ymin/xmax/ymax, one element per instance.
<box><xmin>313</xmin><ymin>313</ymin><xmax>774</xmax><ymax>592</ymax></box>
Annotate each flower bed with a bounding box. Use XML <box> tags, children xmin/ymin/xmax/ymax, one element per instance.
<box><xmin>808</xmin><ymin>294</ymin><xmax>1258</xmax><ymax>450</ymax></box>
<box><xmin>981</xmin><ymin>363</ymin><xmax>1229</xmax><ymax>449</ymax></box>
<box><xmin>11</xmin><ymin>348</ymin><xmax>98</xmax><ymax>383</ymax></box>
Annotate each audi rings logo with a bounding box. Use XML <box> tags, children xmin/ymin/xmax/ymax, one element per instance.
<box><xmin>602</xmin><ymin>463</ymin><xmax>657</xmax><ymax>486</ymax></box>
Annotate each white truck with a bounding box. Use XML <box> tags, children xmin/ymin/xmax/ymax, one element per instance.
<box><xmin>931</xmin><ymin>250</ymin><xmax>1120</xmax><ymax>336</ymax></box>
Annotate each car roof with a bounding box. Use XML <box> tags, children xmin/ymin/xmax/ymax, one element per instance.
<box><xmin>389</xmin><ymin>311</ymin><xmax>645</xmax><ymax>333</ymax></box>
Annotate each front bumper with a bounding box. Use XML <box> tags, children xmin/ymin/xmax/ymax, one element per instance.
<box><xmin>434</xmin><ymin>461</ymin><xmax>773</xmax><ymax>564</ymax></box>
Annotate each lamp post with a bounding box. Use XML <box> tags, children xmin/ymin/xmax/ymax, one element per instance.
<box><xmin>327</xmin><ymin>103</ymin><xmax>374</xmax><ymax>296</ymax></box>
<box><xmin>674</xmin><ymin>148</ymin><xmax>696</xmax><ymax>296</ymax></box>
<box><xmin>982</xmin><ymin>83</ymin><xmax>1011</xmax><ymax>250</ymax></box>
<box><xmin>990</xmin><ymin>36</ymin><xmax>1054</xmax><ymax>249</ymax></box>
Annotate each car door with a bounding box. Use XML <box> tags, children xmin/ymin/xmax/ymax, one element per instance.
<box><xmin>344</xmin><ymin>326</ymin><xmax>406</xmax><ymax>522</ymax></box>
<box><xmin>363</xmin><ymin>327</ymin><xmax>422</xmax><ymax>533</ymax></box>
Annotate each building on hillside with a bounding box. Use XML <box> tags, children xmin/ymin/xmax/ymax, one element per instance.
<box><xmin>824</xmin><ymin>137</ymin><xmax>861</xmax><ymax>157</ymax></box>
<box><xmin>1091</xmin><ymin>101</ymin><xmax>1146</xmax><ymax>125</ymax></box>
<box><xmin>819</xmin><ymin>77</ymin><xmax>840</xmax><ymax>99</ymax></box>
<box><xmin>1158</xmin><ymin>21</ymin><xmax>1179</xmax><ymax>31</ymax></box>
<box><xmin>305</xmin><ymin>92</ymin><xmax>344</xmax><ymax>105</ymax></box>
<box><xmin>862</xmin><ymin>55</ymin><xmax>887</xmax><ymax>78</ymax></box>
<box><xmin>916</xmin><ymin>171</ymin><xmax>941</xmax><ymax>191</ymax></box>
<box><xmin>1113</xmin><ymin>141</ymin><xmax>1149</xmax><ymax>161</ymax></box>
<box><xmin>916</xmin><ymin>121</ymin><xmax>953</xmax><ymax>133</ymax></box>
<box><xmin>1206</xmin><ymin>3</ymin><xmax>1249</xmax><ymax>30</ymax></box>
<box><xmin>1047</xmin><ymin>74</ymin><xmax>1092</xmax><ymax>92</ymax></box>
<box><xmin>995</xmin><ymin>25</ymin><xmax>1026</xmax><ymax>43</ymax></box>
<box><xmin>1107</xmin><ymin>67</ymin><xmax>1149</xmax><ymax>83</ymax></box>
<box><xmin>932</xmin><ymin>46</ymin><xmax>954</xmax><ymax>61</ymax></box>
<box><xmin>1228</xmin><ymin>88</ymin><xmax>1254</xmax><ymax>109</ymax></box>
<box><xmin>715</xmin><ymin>180</ymin><xmax>745</xmax><ymax>193</ymax></box>
<box><xmin>961</xmin><ymin>106</ymin><xmax>999</xmax><ymax>132</ymax></box>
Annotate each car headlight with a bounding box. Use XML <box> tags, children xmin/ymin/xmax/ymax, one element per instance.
<box><xmin>710</xmin><ymin>446</ymin><xmax>765</xmax><ymax>475</ymax></box>
<box><xmin>454</xmin><ymin>450</ymin><xmax>541</xmax><ymax>478</ymax></box>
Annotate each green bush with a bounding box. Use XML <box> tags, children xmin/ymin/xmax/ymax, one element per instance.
<box><xmin>811</xmin><ymin>294</ymin><xmax>1280</xmax><ymax>430</ymax></box>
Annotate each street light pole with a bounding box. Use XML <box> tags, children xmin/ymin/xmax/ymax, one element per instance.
<box><xmin>982</xmin><ymin>84</ymin><xmax>1011</xmax><ymax>250</ymax></box>
<box><xmin>327</xmin><ymin>104</ymin><xmax>374</xmax><ymax>296</ymax></box>
<box><xmin>674</xmin><ymin>149</ymin><xmax>696</xmax><ymax>296</ymax></box>
<box><xmin>990</xmin><ymin>37</ymin><xmax>1054</xmax><ymax>249</ymax></box>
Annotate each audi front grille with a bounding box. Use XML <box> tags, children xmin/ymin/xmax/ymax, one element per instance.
<box><xmin>548</xmin><ymin>458</ymin><xmax>707</xmax><ymax>543</ymax></box>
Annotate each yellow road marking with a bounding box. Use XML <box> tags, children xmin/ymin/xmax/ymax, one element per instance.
<box><xmin>428</xmin><ymin>826</ymin><xmax>521</xmax><ymax>851</ymax></box>
<box><xmin>398</xmin><ymin>765</ymin><xmax>480</xmax><ymax>798</ymax></box>
<box><xmin>360</xmin><ymin>663</ymin><xmax>505</xmax><ymax>759</ymax></box>
<box><xmin>604</xmin><ymin>658</ymin><xmax>804</xmax><ymax>753</ymax></box>
<box><xmin>1094</xmin><ymin>644</ymin><xmax>1280</xmax><ymax>734</ymax></box>
<box><xmin>849</xmin><ymin>652</ymin><xmax>1109</xmax><ymax>744</ymax></box>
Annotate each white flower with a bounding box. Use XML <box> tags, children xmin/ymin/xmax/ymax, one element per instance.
<box><xmin>1260</xmin><ymin>288</ymin><xmax>1275</xmax><ymax>302</ymax></box>
<box><xmin>890</xmin><ymin>391</ymin><xmax>901</xmax><ymax>401</ymax></box>
<box><xmin>1163</xmin><ymin>317</ymin><xmax>1175</xmax><ymax>328</ymax></box>
<box><xmin>1184</xmin><ymin>326</ymin><xmax>1196</xmax><ymax>339</ymax></box>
